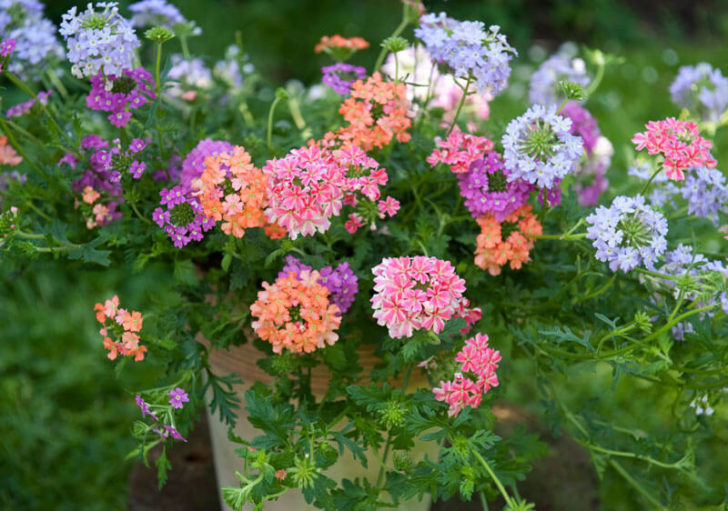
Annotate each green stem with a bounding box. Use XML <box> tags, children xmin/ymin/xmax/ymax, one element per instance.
<box><xmin>584</xmin><ymin>59</ymin><xmax>606</xmax><ymax>98</ymax></box>
<box><xmin>266</xmin><ymin>94</ymin><xmax>284</xmax><ymax>152</ymax></box>
<box><xmin>471</xmin><ymin>449</ymin><xmax>515</xmax><ymax>508</ymax></box>
<box><xmin>375</xmin><ymin>432</ymin><xmax>393</xmax><ymax>488</ymax></box>
<box><xmin>179</xmin><ymin>36</ymin><xmax>190</xmax><ymax>59</ymax></box>
<box><xmin>0</xmin><ymin>117</ymin><xmax>45</xmax><ymax>178</ymax></box>
<box><xmin>154</xmin><ymin>42</ymin><xmax>163</xmax><ymax>95</ymax></box>
<box><xmin>577</xmin><ymin>272</ymin><xmax>617</xmax><ymax>303</ymax></box>
<box><xmin>640</xmin><ymin>167</ymin><xmax>662</xmax><ymax>196</ymax></box>
<box><xmin>287</xmin><ymin>94</ymin><xmax>311</xmax><ymax>140</ymax></box>
<box><xmin>447</xmin><ymin>76</ymin><xmax>472</xmax><ymax>135</ymax></box>
<box><xmin>530</xmin><ymin>232</ymin><xmax>587</xmax><ymax>241</ymax></box>
<box><xmin>609</xmin><ymin>460</ymin><xmax>667</xmax><ymax>510</ymax></box>
<box><xmin>46</xmin><ymin>69</ymin><xmax>69</xmax><ymax>99</ymax></box>
<box><xmin>129</xmin><ymin>199</ymin><xmax>153</xmax><ymax>225</ymax></box>
<box><xmin>374</xmin><ymin>18</ymin><xmax>408</xmax><ymax>71</ymax></box>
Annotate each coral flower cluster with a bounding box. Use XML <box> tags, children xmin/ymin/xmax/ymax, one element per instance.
<box><xmin>314</xmin><ymin>35</ymin><xmax>369</xmax><ymax>59</ymax></box>
<box><xmin>433</xmin><ymin>332</ymin><xmax>501</xmax><ymax>417</ymax></box>
<box><xmin>250</xmin><ymin>270</ymin><xmax>342</xmax><ymax>354</ymax></box>
<box><xmin>94</xmin><ymin>295</ymin><xmax>146</xmax><ymax>361</ymax></box>
<box><xmin>335</xmin><ymin>72</ymin><xmax>411</xmax><ymax>151</ymax></box>
<box><xmin>631</xmin><ymin>118</ymin><xmax>716</xmax><ymax>181</ymax></box>
<box><xmin>370</xmin><ymin>256</ymin><xmax>470</xmax><ymax>339</ymax></box>
<box><xmin>278</xmin><ymin>256</ymin><xmax>359</xmax><ymax>314</ymax></box>
<box><xmin>193</xmin><ymin>145</ymin><xmax>285</xmax><ymax>239</ymax></box>
<box><xmin>474</xmin><ymin>204</ymin><xmax>542</xmax><ymax>275</ymax></box>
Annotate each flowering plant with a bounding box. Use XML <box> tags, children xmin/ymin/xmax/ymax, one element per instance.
<box><xmin>1</xmin><ymin>1</ymin><xmax>728</xmax><ymax>509</ymax></box>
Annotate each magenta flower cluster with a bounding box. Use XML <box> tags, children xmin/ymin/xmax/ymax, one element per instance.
<box><xmin>86</xmin><ymin>67</ymin><xmax>156</xmax><ymax>128</ymax></box>
<box><xmin>321</xmin><ymin>63</ymin><xmax>367</xmax><ymax>95</ymax></box>
<box><xmin>153</xmin><ymin>185</ymin><xmax>215</xmax><ymax>248</ymax></box>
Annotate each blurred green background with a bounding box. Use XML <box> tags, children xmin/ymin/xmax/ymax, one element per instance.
<box><xmin>2</xmin><ymin>0</ymin><xmax>728</xmax><ymax>510</ymax></box>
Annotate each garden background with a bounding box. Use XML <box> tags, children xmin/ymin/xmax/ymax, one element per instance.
<box><xmin>2</xmin><ymin>0</ymin><xmax>727</xmax><ymax>509</ymax></box>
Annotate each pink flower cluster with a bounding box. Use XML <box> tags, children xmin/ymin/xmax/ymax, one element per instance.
<box><xmin>263</xmin><ymin>142</ymin><xmax>389</xmax><ymax>239</ymax></box>
<box><xmin>371</xmin><ymin>256</ymin><xmax>472</xmax><ymax>339</ymax></box>
<box><xmin>632</xmin><ymin>118</ymin><xmax>717</xmax><ymax>181</ymax></box>
<box><xmin>426</xmin><ymin>126</ymin><xmax>495</xmax><ymax>174</ymax></box>
<box><xmin>433</xmin><ymin>333</ymin><xmax>501</xmax><ymax>417</ymax></box>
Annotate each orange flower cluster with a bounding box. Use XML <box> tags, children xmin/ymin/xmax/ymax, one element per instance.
<box><xmin>250</xmin><ymin>270</ymin><xmax>342</xmax><ymax>354</ymax></box>
<box><xmin>192</xmin><ymin>145</ymin><xmax>285</xmax><ymax>239</ymax></box>
<box><xmin>0</xmin><ymin>135</ymin><xmax>22</xmax><ymax>166</ymax></box>
<box><xmin>314</xmin><ymin>35</ymin><xmax>369</xmax><ymax>54</ymax></box>
<box><xmin>474</xmin><ymin>205</ymin><xmax>542</xmax><ymax>276</ymax></box>
<box><xmin>78</xmin><ymin>185</ymin><xmax>112</xmax><ymax>229</ymax></box>
<box><xmin>334</xmin><ymin>72</ymin><xmax>411</xmax><ymax>151</ymax></box>
<box><xmin>94</xmin><ymin>295</ymin><xmax>147</xmax><ymax>361</ymax></box>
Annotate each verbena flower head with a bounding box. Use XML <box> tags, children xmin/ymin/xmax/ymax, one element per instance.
<box><xmin>321</xmin><ymin>62</ymin><xmax>367</xmax><ymax>95</ymax></box>
<box><xmin>59</xmin><ymin>2</ymin><xmax>140</xmax><ymax>79</ymax></box>
<box><xmin>93</xmin><ymin>295</ymin><xmax>146</xmax><ymax>361</ymax></box>
<box><xmin>86</xmin><ymin>67</ymin><xmax>155</xmax><ymax>128</ymax></box>
<box><xmin>0</xmin><ymin>135</ymin><xmax>22</xmax><ymax>165</ymax></box>
<box><xmin>426</xmin><ymin>126</ymin><xmax>494</xmax><ymax>174</ymax></box>
<box><xmin>166</xmin><ymin>54</ymin><xmax>212</xmax><ymax>97</ymax></box>
<box><xmin>6</xmin><ymin>90</ymin><xmax>52</xmax><ymax>117</ymax></box>
<box><xmin>382</xmin><ymin>45</ymin><xmax>492</xmax><ymax>121</ymax></box>
<box><xmin>278</xmin><ymin>256</ymin><xmax>359</xmax><ymax>314</ymax></box>
<box><xmin>193</xmin><ymin>145</ymin><xmax>285</xmax><ymax>239</ymax></box>
<box><xmin>586</xmin><ymin>194</ymin><xmax>668</xmax><ymax>273</ymax></box>
<box><xmin>180</xmin><ymin>139</ymin><xmax>234</xmax><ymax>190</ymax></box>
<box><xmin>433</xmin><ymin>332</ymin><xmax>501</xmax><ymax>417</ymax></box>
<box><xmin>250</xmin><ymin>270</ymin><xmax>342</xmax><ymax>354</ymax></box>
<box><xmin>529</xmin><ymin>44</ymin><xmax>590</xmax><ymax>106</ymax></box>
<box><xmin>415</xmin><ymin>12</ymin><xmax>516</xmax><ymax>97</ymax></box>
<box><xmin>263</xmin><ymin>142</ymin><xmax>388</xmax><ymax>238</ymax></box>
<box><xmin>459</xmin><ymin>152</ymin><xmax>533</xmax><ymax>221</ymax></box>
<box><xmin>0</xmin><ymin>1</ymin><xmax>64</xmax><ymax>80</ymax></box>
<box><xmin>128</xmin><ymin>0</ymin><xmax>187</xmax><ymax>29</ymax></box>
<box><xmin>167</xmin><ymin>387</ymin><xmax>189</xmax><ymax>409</ymax></box>
<box><xmin>560</xmin><ymin>101</ymin><xmax>612</xmax><ymax>206</ymax></box>
<box><xmin>314</xmin><ymin>34</ymin><xmax>369</xmax><ymax>61</ymax></box>
<box><xmin>370</xmin><ymin>256</ymin><xmax>468</xmax><ymax>339</ymax></box>
<box><xmin>632</xmin><ymin>118</ymin><xmax>716</xmax><ymax>181</ymax></box>
<box><xmin>502</xmin><ymin>104</ymin><xmax>584</xmax><ymax>189</ymax></box>
<box><xmin>335</xmin><ymin>71</ymin><xmax>411</xmax><ymax>151</ymax></box>
<box><xmin>153</xmin><ymin>185</ymin><xmax>215</xmax><ymax>248</ymax></box>
<box><xmin>135</xmin><ymin>395</ymin><xmax>158</xmax><ymax>420</ymax></box>
<box><xmin>669</xmin><ymin>62</ymin><xmax>728</xmax><ymax>122</ymax></box>
<box><xmin>680</xmin><ymin>167</ymin><xmax>728</xmax><ymax>226</ymax></box>
<box><xmin>474</xmin><ymin>204</ymin><xmax>542</xmax><ymax>276</ymax></box>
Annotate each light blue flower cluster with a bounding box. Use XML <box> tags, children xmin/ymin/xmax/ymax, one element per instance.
<box><xmin>669</xmin><ymin>63</ymin><xmax>728</xmax><ymax>122</ymax></box>
<box><xmin>128</xmin><ymin>0</ymin><xmax>186</xmax><ymax>29</ymax></box>
<box><xmin>0</xmin><ymin>0</ymin><xmax>65</xmax><ymax>80</ymax></box>
<box><xmin>586</xmin><ymin>194</ymin><xmax>668</xmax><ymax>273</ymax></box>
<box><xmin>528</xmin><ymin>44</ymin><xmax>590</xmax><ymax>106</ymax></box>
<box><xmin>502</xmin><ymin>104</ymin><xmax>584</xmax><ymax>189</ymax></box>
<box><xmin>414</xmin><ymin>12</ymin><xmax>516</xmax><ymax>97</ymax></box>
<box><xmin>59</xmin><ymin>2</ymin><xmax>140</xmax><ymax>79</ymax></box>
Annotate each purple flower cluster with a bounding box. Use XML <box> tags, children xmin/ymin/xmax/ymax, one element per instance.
<box><xmin>560</xmin><ymin>101</ymin><xmax>612</xmax><ymax>206</ymax></box>
<box><xmin>135</xmin><ymin>395</ymin><xmax>187</xmax><ymax>443</ymax></box>
<box><xmin>529</xmin><ymin>46</ymin><xmax>590</xmax><ymax>106</ymax></box>
<box><xmin>166</xmin><ymin>54</ymin><xmax>212</xmax><ymax>97</ymax></box>
<box><xmin>502</xmin><ymin>104</ymin><xmax>584</xmax><ymax>189</ymax></box>
<box><xmin>457</xmin><ymin>152</ymin><xmax>532</xmax><ymax>220</ymax></box>
<box><xmin>6</xmin><ymin>90</ymin><xmax>52</xmax><ymax>117</ymax></box>
<box><xmin>128</xmin><ymin>0</ymin><xmax>186</xmax><ymax>29</ymax></box>
<box><xmin>153</xmin><ymin>186</ymin><xmax>215</xmax><ymax>248</ymax></box>
<box><xmin>669</xmin><ymin>63</ymin><xmax>728</xmax><ymax>122</ymax></box>
<box><xmin>0</xmin><ymin>1</ymin><xmax>64</xmax><ymax>81</ymax></box>
<box><xmin>655</xmin><ymin>244</ymin><xmax>728</xmax><ymax>339</ymax></box>
<box><xmin>321</xmin><ymin>63</ymin><xmax>367</xmax><ymax>95</ymax></box>
<box><xmin>180</xmin><ymin>139</ymin><xmax>234</xmax><ymax>190</ymax></box>
<box><xmin>415</xmin><ymin>12</ymin><xmax>516</xmax><ymax>97</ymax></box>
<box><xmin>681</xmin><ymin>167</ymin><xmax>728</xmax><ymax>226</ymax></box>
<box><xmin>278</xmin><ymin>255</ymin><xmax>359</xmax><ymax>314</ymax></box>
<box><xmin>0</xmin><ymin>38</ymin><xmax>15</xmax><ymax>58</ymax></box>
<box><xmin>586</xmin><ymin>194</ymin><xmax>668</xmax><ymax>273</ymax></box>
<box><xmin>86</xmin><ymin>67</ymin><xmax>156</xmax><ymax>128</ymax></box>
<box><xmin>59</xmin><ymin>2</ymin><xmax>140</xmax><ymax>79</ymax></box>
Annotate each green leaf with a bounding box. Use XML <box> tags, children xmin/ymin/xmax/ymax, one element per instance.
<box><xmin>173</xmin><ymin>259</ymin><xmax>198</xmax><ymax>286</ymax></box>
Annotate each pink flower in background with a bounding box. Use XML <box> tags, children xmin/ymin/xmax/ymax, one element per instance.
<box><xmin>167</xmin><ymin>388</ymin><xmax>190</xmax><ymax>409</ymax></box>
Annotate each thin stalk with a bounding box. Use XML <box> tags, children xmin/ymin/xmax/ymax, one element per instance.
<box><xmin>447</xmin><ymin>76</ymin><xmax>472</xmax><ymax>135</ymax></box>
<box><xmin>266</xmin><ymin>94</ymin><xmax>284</xmax><ymax>152</ymax></box>
<box><xmin>609</xmin><ymin>460</ymin><xmax>667</xmax><ymax>510</ymax></box>
<box><xmin>640</xmin><ymin>167</ymin><xmax>663</xmax><ymax>196</ymax></box>
<box><xmin>471</xmin><ymin>449</ymin><xmax>516</xmax><ymax>508</ymax></box>
<box><xmin>154</xmin><ymin>42</ymin><xmax>163</xmax><ymax>95</ymax></box>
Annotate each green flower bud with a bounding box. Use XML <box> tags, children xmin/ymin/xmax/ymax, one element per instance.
<box><xmin>381</xmin><ymin>36</ymin><xmax>409</xmax><ymax>53</ymax></box>
<box><xmin>145</xmin><ymin>26</ymin><xmax>175</xmax><ymax>44</ymax></box>
<box><xmin>558</xmin><ymin>80</ymin><xmax>587</xmax><ymax>102</ymax></box>
<box><xmin>633</xmin><ymin>311</ymin><xmax>652</xmax><ymax>334</ymax></box>
<box><xmin>377</xmin><ymin>399</ymin><xmax>408</xmax><ymax>428</ymax></box>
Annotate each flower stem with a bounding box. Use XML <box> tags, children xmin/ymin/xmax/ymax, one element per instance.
<box><xmin>471</xmin><ymin>449</ymin><xmax>515</xmax><ymax>508</ymax></box>
<box><xmin>447</xmin><ymin>76</ymin><xmax>472</xmax><ymax>135</ymax></box>
<box><xmin>266</xmin><ymin>94</ymin><xmax>284</xmax><ymax>152</ymax></box>
<box><xmin>154</xmin><ymin>42</ymin><xmax>163</xmax><ymax>95</ymax></box>
<box><xmin>640</xmin><ymin>167</ymin><xmax>662</xmax><ymax>196</ymax></box>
